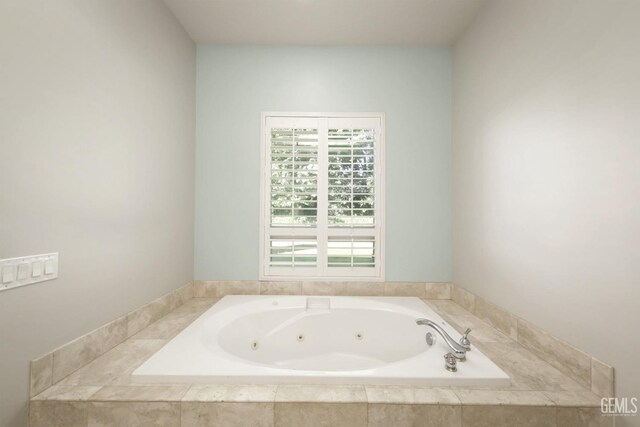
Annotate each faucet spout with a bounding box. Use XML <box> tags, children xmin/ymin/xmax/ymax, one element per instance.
<box><xmin>416</xmin><ymin>318</ymin><xmax>467</xmax><ymax>360</ymax></box>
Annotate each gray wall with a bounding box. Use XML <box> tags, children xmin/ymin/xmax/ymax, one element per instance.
<box><xmin>195</xmin><ymin>46</ymin><xmax>452</xmax><ymax>282</ymax></box>
<box><xmin>453</xmin><ymin>1</ymin><xmax>640</xmax><ymax>423</ymax></box>
<box><xmin>0</xmin><ymin>1</ymin><xmax>195</xmax><ymax>426</ymax></box>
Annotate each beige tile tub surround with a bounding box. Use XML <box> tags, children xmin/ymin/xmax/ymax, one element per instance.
<box><xmin>192</xmin><ymin>280</ymin><xmax>219</xmax><ymax>298</ymax></box>
<box><xmin>88</xmin><ymin>402</ymin><xmax>181</xmax><ymax>427</ymax></box>
<box><xmin>194</xmin><ymin>280</ymin><xmax>451</xmax><ymax>299</ymax></box>
<box><xmin>473</xmin><ymin>298</ymin><xmax>517</xmax><ymax>340</ymax></box>
<box><xmin>32</xmin><ymin>386</ymin><xmax>102</xmax><ymax>402</ymax></box>
<box><xmin>29</xmin><ymin>282</ymin><xmax>193</xmax><ymax>397</ymax></box>
<box><xmin>276</xmin><ymin>402</ymin><xmax>367</xmax><ymax>427</ymax></box>
<box><xmin>383</xmin><ymin>281</ymin><xmax>427</xmax><ymax>297</ymax></box>
<box><xmin>51</xmin><ymin>315</ymin><xmax>128</xmax><ymax>384</ymax></box>
<box><xmin>275</xmin><ymin>385</ymin><xmax>368</xmax><ymax>427</ymax></box>
<box><xmin>183</xmin><ymin>401</ymin><xmax>275</xmax><ymax>427</ymax></box>
<box><xmin>30</xmin><ymin>295</ymin><xmax>613</xmax><ymax>427</ymax></box>
<box><xmin>425</xmin><ymin>282</ymin><xmax>452</xmax><ymax>299</ymax></box>
<box><xmin>30</xmin><ymin>387</ymin><xmax>611</xmax><ymax>427</ymax></box>
<box><xmin>182</xmin><ymin>385</ymin><xmax>278</xmax><ymax>427</ymax></box>
<box><xmin>131</xmin><ymin>298</ymin><xmax>217</xmax><ymax>341</ymax></box>
<box><xmin>220</xmin><ymin>280</ymin><xmax>261</xmax><ymax>296</ymax></box>
<box><xmin>29</xmin><ymin>280</ymin><xmax>616</xmax><ymax>426</ymax></box>
<box><xmin>453</xmin><ymin>390</ymin><xmax>554</xmax><ymax>406</ymax></box>
<box><xmin>90</xmin><ymin>385</ymin><xmax>191</xmax><ymax>402</ymax></box>
<box><xmin>461</xmin><ymin>405</ymin><xmax>557</xmax><ymax>427</ymax></box>
<box><xmin>260</xmin><ymin>281</ymin><xmax>303</xmax><ymax>295</ymax></box>
<box><xmin>29</xmin><ymin>401</ymin><xmax>88</xmax><ymax>427</ymax></box>
<box><xmin>451</xmin><ymin>284</ymin><xmax>615</xmax><ymax>398</ymax></box>
<box><xmin>275</xmin><ymin>385</ymin><xmax>368</xmax><ymax>403</ymax></box>
<box><xmin>302</xmin><ymin>281</ymin><xmax>383</xmax><ymax>296</ymax></box>
<box><xmin>56</xmin><ymin>339</ymin><xmax>168</xmax><ymax>387</ymax></box>
<box><xmin>184</xmin><ymin>384</ymin><xmax>278</xmax><ymax>402</ymax></box>
<box><xmin>557</xmin><ymin>407</ymin><xmax>615</xmax><ymax>427</ymax></box>
<box><xmin>451</xmin><ymin>284</ymin><xmax>476</xmax><ymax>312</ymax></box>
<box><xmin>30</xmin><ymin>353</ymin><xmax>54</xmax><ymax>398</ymax></box>
<box><xmin>591</xmin><ymin>358</ymin><xmax>615</xmax><ymax>397</ymax></box>
<box><xmin>517</xmin><ymin>317</ymin><xmax>592</xmax><ymax>387</ymax></box>
<box><xmin>365</xmin><ymin>386</ymin><xmax>459</xmax><ymax>405</ymax></box>
<box><xmin>467</xmin><ymin>342</ymin><xmax>588</xmax><ymax>393</ymax></box>
<box><xmin>365</xmin><ymin>387</ymin><xmax>463</xmax><ymax>426</ymax></box>
<box><xmin>32</xmin><ymin>281</ymin><xmax>613</xmax><ymax>397</ymax></box>
<box><xmin>127</xmin><ymin>281</ymin><xmax>194</xmax><ymax>337</ymax></box>
<box><xmin>542</xmin><ymin>391</ymin><xmax>603</xmax><ymax>407</ymax></box>
<box><xmin>368</xmin><ymin>403</ymin><xmax>461</xmax><ymax>427</ymax></box>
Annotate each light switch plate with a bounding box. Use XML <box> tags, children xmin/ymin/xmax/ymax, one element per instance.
<box><xmin>17</xmin><ymin>263</ymin><xmax>29</xmax><ymax>280</ymax></box>
<box><xmin>44</xmin><ymin>260</ymin><xmax>54</xmax><ymax>275</ymax></box>
<box><xmin>2</xmin><ymin>266</ymin><xmax>15</xmax><ymax>284</ymax></box>
<box><xmin>32</xmin><ymin>261</ymin><xmax>43</xmax><ymax>277</ymax></box>
<box><xmin>0</xmin><ymin>253</ymin><xmax>58</xmax><ymax>291</ymax></box>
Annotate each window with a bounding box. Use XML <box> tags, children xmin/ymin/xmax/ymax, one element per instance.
<box><xmin>260</xmin><ymin>113</ymin><xmax>384</xmax><ymax>280</ymax></box>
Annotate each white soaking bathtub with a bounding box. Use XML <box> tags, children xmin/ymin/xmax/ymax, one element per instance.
<box><xmin>133</xmin><ymin>295</ymin><xmax>510</xmax><ymax>386</ymax></box>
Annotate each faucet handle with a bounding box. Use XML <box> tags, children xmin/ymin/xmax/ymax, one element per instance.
<box><xmin>459</xmin><ymin>328</ymin><xmax>472</xmax><ymax>351</ymax></box>
<box><xmin>444</xmin><ymin>353</ymin><xmax>458</xmax><ymax>372</ymax></box>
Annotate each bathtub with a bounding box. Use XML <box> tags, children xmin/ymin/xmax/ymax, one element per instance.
<box><xmin>133</xmin><ymin>295</ymin><xmax>510</xmax><ymax>386</ymax></box>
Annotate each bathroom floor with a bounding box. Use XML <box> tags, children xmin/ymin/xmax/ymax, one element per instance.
<box><xmin>29</xmin><ymin>297</ymin><xmax>609</xmax><ymax>427</ymax></box>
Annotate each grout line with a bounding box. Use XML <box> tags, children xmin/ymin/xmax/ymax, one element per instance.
<box><xmin>272</xmin><ymin>401</ymin><xmax>276</xmax><ymax>427</ymax></box>
<box><xmin>365</xmin><ymin>400</ymin><xmax>368</xmax><ymax>426</ymax></box>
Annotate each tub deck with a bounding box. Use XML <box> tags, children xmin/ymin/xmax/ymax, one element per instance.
<box><xmin>29</xmin><ymin>295</ymin><xmax>610</xmax><ymax>427</ymax></box>
<box><xmin>132</xmin><ymin>296</ymin><xmax>510</xmax><ymax>386</ymax></box>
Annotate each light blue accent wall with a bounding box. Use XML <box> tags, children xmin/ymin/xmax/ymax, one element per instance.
<box><xmin>195</xmin><ymin>46</ymin><xmax>451</xmax><ymax>281</ymax></box>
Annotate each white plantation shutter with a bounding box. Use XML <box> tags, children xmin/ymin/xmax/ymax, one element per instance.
<box><xmin>261</xmin><ymin>114</ymin><xmax>384</xmax><ymax>279</ymax></box>
<box><xmin>327</xmin><ymin>236</ymin><xmax>376</xmax><ymax>268</ymax></box>
<box><xmin>270</xmin><ymin>127</ymin><xmax>318</xmax><ymax>227</ymax></box>
<box><xmin>328</xmin><ymin>128</ymin><xmax>375</xmax><ymax>227</ymax></box>
<box><xmin>269</xmin><ymin>236</ymin><xmax>317</xmax><ymax>268</ymax></box>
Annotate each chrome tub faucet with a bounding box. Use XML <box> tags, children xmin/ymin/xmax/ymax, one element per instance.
<box><xmin>416</xmin><ymin>318</ymin><xmax>471</xmax><ymax>362</ymax></box>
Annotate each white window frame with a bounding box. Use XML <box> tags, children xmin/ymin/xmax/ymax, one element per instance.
<box><xmin>259</xmin><ymin>112</ymin><xmax>385</xmax><ymax>282</ymax></box>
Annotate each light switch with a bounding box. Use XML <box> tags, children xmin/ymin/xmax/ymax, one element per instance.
<box><xmin>17</xmin><ymin>263</ymin><xmax>29</xmax><ymax>280</ymax></box>
<box><xmin>32</xmin><ymin>261</ymin><xmax>43</xmax><ymax>277</ymax></box>
<box><xmin>0</xmin><ymin>253</ymin><xmax>58</xmax><ymax>292</ymax></box>
<box><xmin>2</xmin><ymin>266</ymin><xmax>15</xmax><ymax>284</ymax></box>
<box><xmin>44</xmin><ymin>259</ymin><xmax>54</xmax><ymax>275</ymax></box>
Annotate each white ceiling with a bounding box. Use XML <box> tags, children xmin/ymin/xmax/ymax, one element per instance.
<box><xmin>163</xmin><ymin>0</ymin><xmax>485</xmax><ymax>45</ymax></box>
